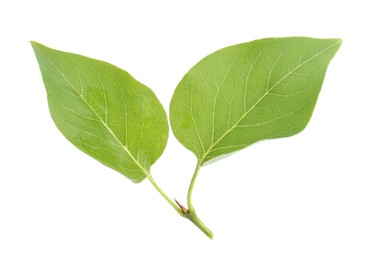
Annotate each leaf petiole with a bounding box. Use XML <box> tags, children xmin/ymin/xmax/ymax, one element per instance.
<box><xmin>187</xmin><ymin>160</ymin><xmax>201</xmax><ymax>212</ymax></box>
<box><xmin>146</xmin><ymin>172</ymin><xmax>183</xmax><ymax>216</ymax></box>
<box><xmin>186</xmin><ymin>160</ymin><xmax>213</xmax><ymax>239</ymax></box>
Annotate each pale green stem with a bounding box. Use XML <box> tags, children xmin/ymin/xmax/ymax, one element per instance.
<box><xmin>186</xmin><ymin>160</ymin><xmax>214</xmax><ymax>239</ymax></box>
<box><xmin>186</xmin><ymin>211</ymin><xmax>213</xmax><ymax>239</ymax></box>
<box><xmin>146</xmin><ymin>167</ymin><xmax>213</xmax><ymax>239</ymax></box>
<box><xmin>187</xmin><ymin>160</ymin><xmax>201</xmax><ymax>212</ymax></box>
<box><xmin>146</xmin><ymin>173</ymin><xmax>183</xmax><ymax>216</ymax></box>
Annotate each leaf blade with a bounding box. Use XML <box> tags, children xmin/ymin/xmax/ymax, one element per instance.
<box><xmin>32</xmin><ymin>42</ymin><xmax>168</xmax><ymax>183</ymax></box>
<box><xmin>170</xmin><ymin>37</ymin><xmax>341</xmax><ymax>163</ymax></box>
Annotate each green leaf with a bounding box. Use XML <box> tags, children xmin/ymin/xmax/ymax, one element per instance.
<box><xmin>170</xmin><ymin>37</ymin><xmax>341</xmax><ymax>164</ymax></box>
<box><xmin>32</xmin><ymin>42</ymin><xmax>168</xmax><ymax>183</ymax></box>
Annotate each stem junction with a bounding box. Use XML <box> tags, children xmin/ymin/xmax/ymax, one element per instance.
<box><xmin>146</xmin><ymin>161</ymin><xmax>213</xmax><ymax>239</ymax></box>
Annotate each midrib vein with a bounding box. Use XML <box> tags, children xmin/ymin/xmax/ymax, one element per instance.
<box><xmin>199</xmin><ymin>41</ymin><xmax>340</xmax><ymax>163</ymax></box>
<box><xmin>38</xmin><ymin>48</ymin><xmax>148</xmax><ymax>175</ymax></box>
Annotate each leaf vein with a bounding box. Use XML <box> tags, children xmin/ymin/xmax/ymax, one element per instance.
<box><xmin>200</xmin><ymin>41</ymin><xmax>340</xmax><ymax>162</ymax></box>
<box><xmin>34</xmin><ymin>46</ymin><xmax>149</xmax><ymax>174</ymax></box>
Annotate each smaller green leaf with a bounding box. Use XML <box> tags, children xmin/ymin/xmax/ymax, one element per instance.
<box><xmin>170</xmin><ymin>37</ymin><xmax>342</xmax><ymax>164</ymax></box>
<box><xmin>32</xmin><ymin>42</ymin><xmax>168</xmax><ymax>183</ymax></box>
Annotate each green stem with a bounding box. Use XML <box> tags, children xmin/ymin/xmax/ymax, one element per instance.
<box><xmin>187</xmin><ymin>160</ymin><xmax>201</xmax><ymax>212</ymax></box>
<box><xmin>146</xmin><ymin>173</ymin><xmax>183</xmax><ymax>216</ymax></box>
<box><xmin>146</xmin><ymin>167</ymin><xmax>213</xmax><ymax>239</ymax></box>
<box><xmin>186</xmin><ymin>211</ymin><xmax>213</xmax><ymax>239</ymax></box>
<box><xmin>185</xmin><ymin>160</ymin><xmax>213</xmax><ymax>239</ymax></box>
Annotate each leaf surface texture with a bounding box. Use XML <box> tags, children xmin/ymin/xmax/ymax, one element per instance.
<box><xmin>32</xmin><ymin>42</ymin><xmax>168</xmax><ymax>183</ymax></box>
<box><xmin>170</xmin><ymin>37</ymin><xmax>341</xmax><ymax>163</ymax></box>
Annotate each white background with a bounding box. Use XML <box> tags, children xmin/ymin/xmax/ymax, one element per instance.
<box><xmin>1</xmin><ymin>0</ymin><xmax>377</xmax><ymax>259</ymax></box>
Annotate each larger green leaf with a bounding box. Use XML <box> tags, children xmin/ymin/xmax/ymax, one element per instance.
<box><xmin>170</xmin><ymin>37</ymin><xmax>341</xmax><ymax>164</ymax></box>
<box><xmin>32</xmin><ymin>42</ymin><xmax>168</xmax><ymax>183</ymax></box>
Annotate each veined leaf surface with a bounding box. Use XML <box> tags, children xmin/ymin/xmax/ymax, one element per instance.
<box><xmin>32</xmin><ymin>42</ymin><xmax>168</xmax><ymax>183</ymax></box>
<box><xmin>170</xmin><ymin>37</ymin><xmax>341</xmax><ymax>164</ymax></box>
